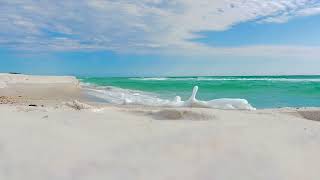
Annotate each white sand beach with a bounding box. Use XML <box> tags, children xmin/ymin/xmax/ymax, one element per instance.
<box><xmin>1</xmin><ymin>73</ymin><xmax>320</xmax><ymax>180</ymax></box>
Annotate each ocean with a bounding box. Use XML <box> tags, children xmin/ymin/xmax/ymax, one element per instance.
<box><xmin>79</xmin><ymin>76</ymin><xmax>320</xmax><ymax>109</ymax></box>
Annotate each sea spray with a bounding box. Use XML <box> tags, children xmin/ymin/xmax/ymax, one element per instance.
<box><xmin>173</xmin><ymin>86</ymin><xmax>255</xmax><ymax>110</ymax></box>
<box><xmin>83</xmin><ymin>85</ymin><xmax>255</xmax><ymax>110</ymax></box>
<box><xmin>80</xmin><ymin>76</ymin><xmax>320</xmax><ymax>108</ymax></box>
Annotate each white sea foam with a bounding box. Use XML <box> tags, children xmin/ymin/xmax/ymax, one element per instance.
<box><xmin>129</xmin><ymin>77</ymin><xmax>168</xmax><ymax>81</ymax></box>
<box><xmin>195</xmin><ymin>78</ymin><xmax>320</xmax><ymax>82</ymax></box>
<box><xmin>130</xmin><ymin>77</ymin><xmax>320</xmax><ymax>82</ymax></box>
<box><xmin>82</xmin><ymin>84</ymin><xmax>255</xmax><ymax>110</ymax></box>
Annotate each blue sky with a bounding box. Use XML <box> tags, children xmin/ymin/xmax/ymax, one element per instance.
<box><xmin>1</xmin><ymin>0</ymin><xmax>320</xmax><ymax>76</ymax></box>
<box><xmin>193</xmin><ymin>15</ymin><xmax>320</xmax><ymax>47</ymax></box>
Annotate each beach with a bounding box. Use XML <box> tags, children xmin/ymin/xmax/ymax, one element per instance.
<box><xmin>1</xmin><ymin>73</ymin><xmax>320</xmax><ymax>180</ymax></box>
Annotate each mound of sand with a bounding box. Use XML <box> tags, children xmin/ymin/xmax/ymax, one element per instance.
<box><xmin>65</xmin><ymin>100</ymin><xmax>93</xmax><ymax>110</ymax></box>
<box><xmin>150</xmin><ymin>109</ymin><xmax>216</xmax><ymax>120</ymax></box>
<box><xmin>298</xmin><ymin>110</ymin><xmax>320</xmax><ymax>121</ymax></box>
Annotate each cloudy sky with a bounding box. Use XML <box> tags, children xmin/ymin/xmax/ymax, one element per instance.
<box><xmin>0</xmin><ymin>0</ymin><xmax>320</xmax><ymax>76</ymax></box>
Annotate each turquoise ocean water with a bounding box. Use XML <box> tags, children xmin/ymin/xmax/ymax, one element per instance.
<box><xmin>80</xmin><ymin>76</ymin><xmax>320</xmax><ymax>109</ymax></box>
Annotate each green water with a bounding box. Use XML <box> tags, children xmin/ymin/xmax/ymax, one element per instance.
<box><xmin>80</xmin><ymin>76</ymin><xmax>320</xmax><ymax>109</ymax></box>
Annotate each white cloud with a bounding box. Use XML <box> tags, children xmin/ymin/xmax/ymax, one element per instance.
<box><xmin>258</xmin><ymin>0</ymin><xmax>320</xmax><ymax>23</ymax></box>
<box><xmin>0</xmin><ymin>0</ymin><xmax>320</xmax><ymax>56</ymax></box>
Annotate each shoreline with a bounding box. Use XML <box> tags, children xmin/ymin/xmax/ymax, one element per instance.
<box><xmin>1</xmin><ymin>73</ymin><xmax>320</xmax><ymax>179</ymax></box>
<box><xmin>1</xmin><ymin>73</ymin><xmax>319</xmax><ymax>112</ymax></box>
<box><xmin>80</xmin><ymin>75</ymin><xmax>320</xmax><ymax>109</ymax></box>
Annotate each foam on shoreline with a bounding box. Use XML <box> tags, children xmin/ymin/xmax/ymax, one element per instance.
<box><xmin>82</xmin><ymin>84</ymin><xmax>255</xmax><ymax>110</ymax></box>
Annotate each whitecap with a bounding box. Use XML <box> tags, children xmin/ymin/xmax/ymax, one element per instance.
<box><xmin>82</xmin><ymin>84</ymin><xmax>255</xmax><ymax>110</ymax></box>
<box><xmin>129</xmin><ymin>77</ymin><xmax>320</xmax><ymax>82</ymax></box>
<box><xmin>195</xmin><ymin>77</ymin><xmax>320</xmax><ymax>82</ymax></box>
<box><xmin>129</xmin><ymin>77</ymin><xmax>168</xmax><ymax>81</ymax></box>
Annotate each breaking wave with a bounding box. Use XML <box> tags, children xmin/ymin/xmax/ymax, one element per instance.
<box><xmin>130</xmin><ymin>77</ymin><xmax>320</xmax><ymax>82</ymax></box>
<box><xmin>82</xmin><ymin>84</ymin><xmax>255</xmax><ymax>110</ymax></box>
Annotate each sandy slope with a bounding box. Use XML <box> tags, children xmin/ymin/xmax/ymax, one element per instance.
<box><xmin>1</xmin><ymin>73</ymin><xmax>320</xmax><ymax>180</ymax></box>
<box><xmin>0</xmin><ymin>73</ymin><xmax>84</xmax><ymax>105</ymax></box>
